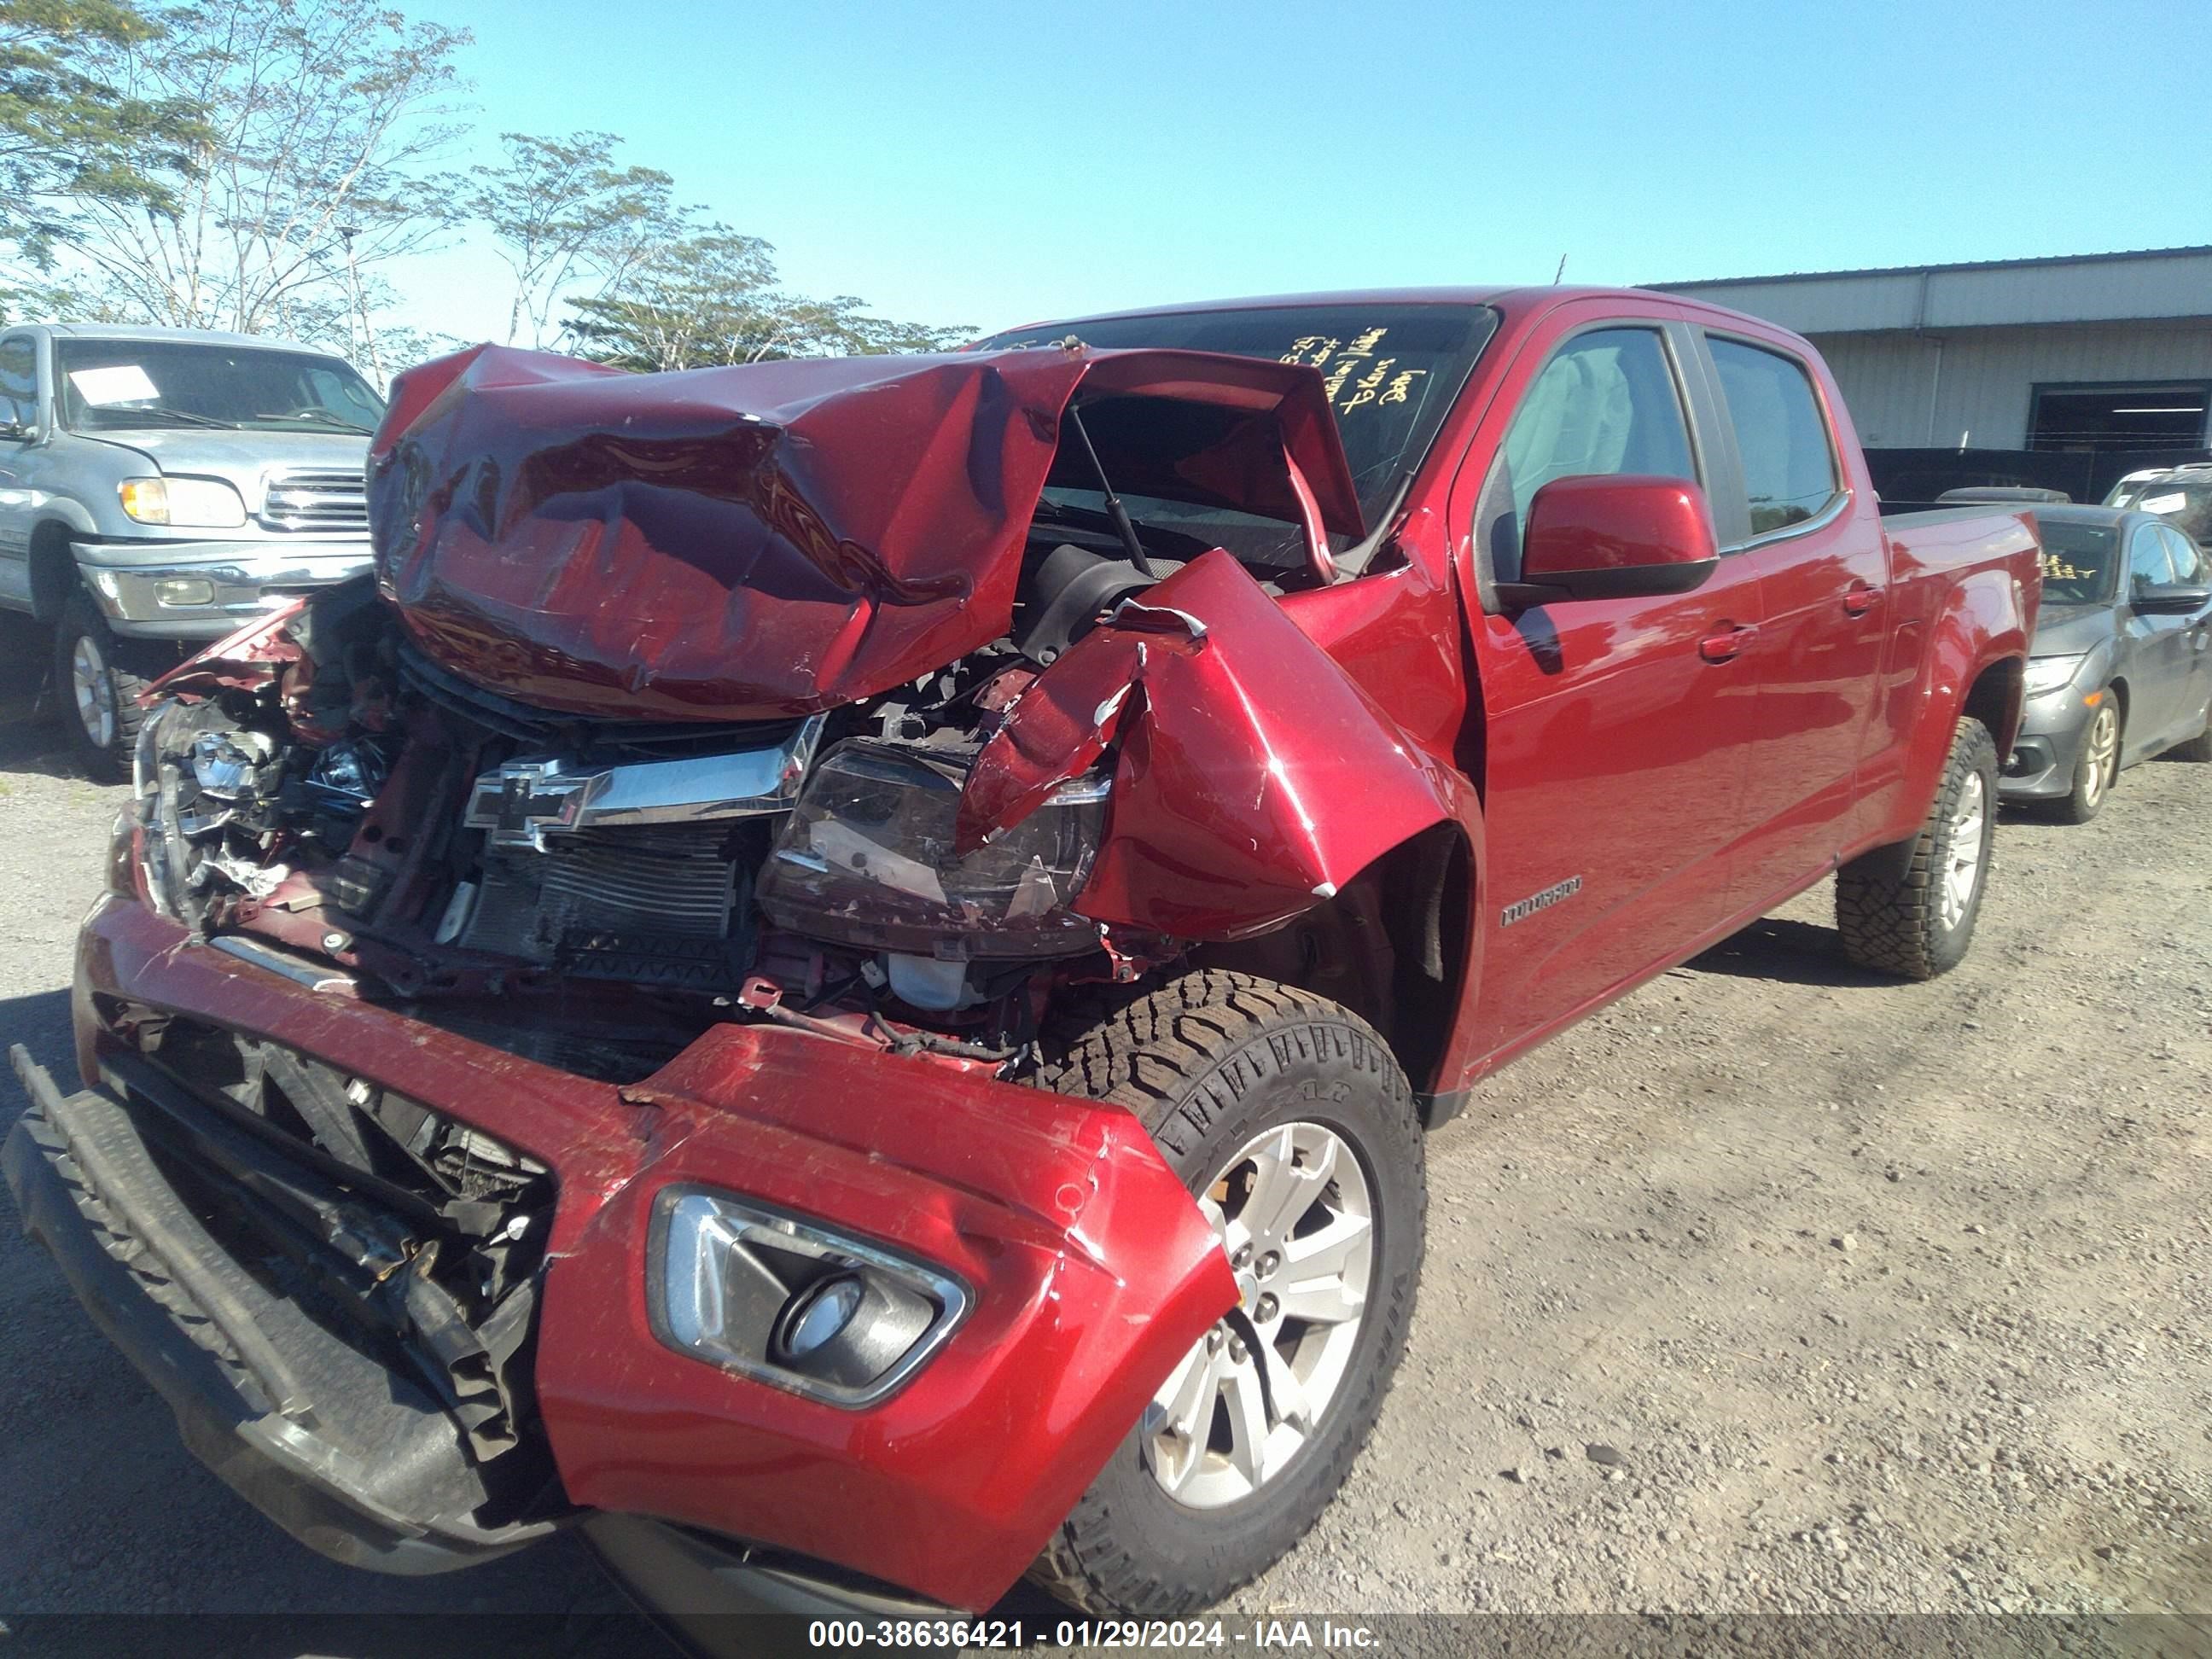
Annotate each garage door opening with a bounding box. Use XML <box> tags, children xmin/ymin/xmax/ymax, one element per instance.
<box><xmin>2029</xmin><ymin>381</ymin><xmax>2212</xmax><ymax>454</ymax></box>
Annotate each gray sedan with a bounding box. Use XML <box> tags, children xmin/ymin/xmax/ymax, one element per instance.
<box><xmin>2002</xmin><ymin>505</ymin><xmax>2212</xmax><ymax>820</ymax></box>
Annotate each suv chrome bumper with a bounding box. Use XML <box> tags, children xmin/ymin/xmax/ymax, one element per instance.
<box><xmin>75</xmin><ymin>541</ymin><xmax>372</xmax><ymax>639</ymax></box>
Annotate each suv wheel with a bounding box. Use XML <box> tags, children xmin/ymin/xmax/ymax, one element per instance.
<box><xmin>1836</xmin><ymin>716</ymin><xmax>1999</xmax><ymax>981</ymax></box>
<box><xmin>1028</xmin><ymin>971</ymin><xmax>1424</xmax><ymax>1615</ymax></box>
<box><xmin>55</xmin><ymin>593</ymin><xmax>151</xmax><ymax>782</ymax></box>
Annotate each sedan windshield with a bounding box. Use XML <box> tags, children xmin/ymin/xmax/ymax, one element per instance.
<box><xmin>2038</xmin><ymin>520</ymin><xmax>2120</xmax><ymax>604</ymax></box>
<box><xmin>56</xmin><ymin>339</ymin><xmax>385</xmax><ymax>434</ymax></box>
<box><xmin>973</xmin><ymin>302</ymin><xmax>1499</xmax><ymax>537</ymax></box>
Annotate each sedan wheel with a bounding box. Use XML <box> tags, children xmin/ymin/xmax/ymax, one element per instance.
<box><xmin>2058</xmin><ymin>700</ymin><xmax>2120</xmax><ymax>824</ymax></box>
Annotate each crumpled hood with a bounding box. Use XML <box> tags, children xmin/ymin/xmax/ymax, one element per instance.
<box><xmin>365</xmin><ymin>342</ymin><xmax>1364</xmax><ymax>723</ymax></box>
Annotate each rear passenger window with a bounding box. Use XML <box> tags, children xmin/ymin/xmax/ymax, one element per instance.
<box><xmin>1707</xmin><ymin>337</ymin><xmax>1840</xmax><ymax>536</ymax></box>
<box><xmin>1495</xmin><ymin>327</ymin><xmax>1696</xmax><ymax>550</ymax></box>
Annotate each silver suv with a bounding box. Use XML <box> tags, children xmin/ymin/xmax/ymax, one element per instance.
<box><xmin>0</xmin><ymin>324</ymin><xmax>381</xmax><ymax>775</ymax></box>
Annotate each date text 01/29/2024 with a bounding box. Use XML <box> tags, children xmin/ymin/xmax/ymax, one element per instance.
<box><xmin>805</xmin><ymin>1618</ymin><xmax>1382</xmax><ymax>1650</ymax></box>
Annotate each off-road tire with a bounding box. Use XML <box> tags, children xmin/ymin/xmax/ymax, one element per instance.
<box><xmin>54</xmin><ymin>592</ymin><xmax>152</xmax><ymax>783</ymax></box>
<box><xmin>1027</xmin><ymin>970</ymin><xmax>1425</xmax><ymax>1617</ymax></box>
<box><xmin>1837</xmin><ymin>717</ymin><xmax>1999</xmax><ymax>981</ymax></box>
<box><xmin>2052</xmin><ymin>700</ymin><xmax>2120</xmax><ymax>824</ymax></box>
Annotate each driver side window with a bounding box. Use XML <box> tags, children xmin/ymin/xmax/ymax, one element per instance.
<box><xmin>0</xmin><ymin>339</ymin><xmax>36</xmax><ymax>431</ymax></box>
<box><xmin>2130</xmin><ymin>523</ymin><xmax>2177</xmax><ymax>596</ymax></box>
<box><xmin>1484</xmin><ymin>326</ymin><xmax>1697</xmax><ymax>582</ymax></box>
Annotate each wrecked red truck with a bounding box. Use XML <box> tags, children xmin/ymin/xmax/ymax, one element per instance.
<box><xmin>6</xmin><ymin>288</ymin><xmax>2040</xmax><ymax>1625</ymax></box>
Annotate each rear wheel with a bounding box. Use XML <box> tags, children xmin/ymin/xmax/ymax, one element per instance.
<box><xmin>1029</xmin><ymin>971</ymin><xmax>1424</xmax><ymax>1616</ymax></box>
<box><xmin>2054</xmin><ymin>699</ymin><xmax>2121</xmax><ymax>822</ymax></box>
<box><xmin>1837</xmin><ymin>717</ymin><xmax>1998</xmax><ymax>981</ymax></box>
<box><xmin>54</xmin><ymin>593</ymin><xmax>151</xmax><ymax>783</ymax></box>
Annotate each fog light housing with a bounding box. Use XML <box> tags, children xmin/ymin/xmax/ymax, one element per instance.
<box><xmin>649</xmin><ymin>1189</ymin><xmax>969</xmax><ymax>1407</ymax></box>
<box><xmin>154</xmin><ymin>577</ymin><xmax>216</xmax><ymax>608</ymax></box>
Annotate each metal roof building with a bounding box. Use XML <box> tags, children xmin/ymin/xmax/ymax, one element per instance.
<box><xmin>1653</xmin><ymin>247</ymin><xmax>2212</xmax><ymax>476</ymax></box>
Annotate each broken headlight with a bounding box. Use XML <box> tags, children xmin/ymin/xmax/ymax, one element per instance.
<box><xmin>756</xmin><ymin>739</ymin><xmax>1107</xmax><ymax>959</ymax></box>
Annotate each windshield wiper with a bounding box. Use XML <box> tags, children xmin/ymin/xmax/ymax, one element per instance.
<box><xmin>267</xmin><ymin>410</ymin><xmax>375</xmax><ymax>434</ymax></box>
<box><xmin>108</xmin><ymin>407</ymin><xmax>237</xmax><ymax>430</ymax></box>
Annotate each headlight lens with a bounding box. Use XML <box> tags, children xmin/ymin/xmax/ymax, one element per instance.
<box><xmin>118</xmin><ymin>475</ymin><xmax>247</xmax><ymax>529</ymax></box>
<box><xmin>2025</xmin><ymin>654</ymin><xmax>2085</xmax><ymax>696</ymax></box>
<box><xmin>649</xmin><ymin>1188</ymin><xmax>969</xmax><ymax>1407</ymax></box>
<box><xmin>756</xmin><ymin>739</ymin><xmax>1108</xmax><ymax>958</ymax></box>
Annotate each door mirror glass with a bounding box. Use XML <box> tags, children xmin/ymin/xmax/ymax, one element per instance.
<box><xmin>1509</xmin><ymin>474</ymin><xmax>1720</xmax><ymax>604</ymax></box>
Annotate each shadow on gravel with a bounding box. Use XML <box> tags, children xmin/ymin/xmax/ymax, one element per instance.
<box><xmin>1684</xmin><ymin>916</ymin><xmax>1892</xmax><ymax>988</ymax></box>
<box><xmin>1</xmin><ymin>988</ymin><xmax>75</xmax><ymax>1113</ymax></box>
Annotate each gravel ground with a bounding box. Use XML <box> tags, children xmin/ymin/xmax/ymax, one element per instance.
<box><xmin>2</xmin><ymin>612</ymin><xmax>2206</xmax><ymax>1643</ymax></box>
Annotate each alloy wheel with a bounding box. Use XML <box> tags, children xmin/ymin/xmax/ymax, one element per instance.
<box><xmin>1939</xmin><ymin>769</ymin><xmax>1986</xmax><ymax>931</ymax></box>
<box><xmin>71</xmin><ymin>632</ymin><xmax>116</xmax><ymax>752</ymax></box>
<box><xmin>2081</xmin><ymin>704</ymin><xmax>2119</xmax><ymax>808</ymax></box>
<box><xmin>1144</xmin><ymin>1121</ymin><xmax>1374</xmax><ymax>1510</ymax></box>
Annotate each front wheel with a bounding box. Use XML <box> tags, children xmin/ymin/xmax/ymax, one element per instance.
<box><xmin>1029</xmin><ymin>971</ymin><xmax>1424</xmax><ymax>1616</ymax></box>
<box><xmin>54</xmin><ymin>593</ymin><xmax>152</xmax><ymax>783</ymax></box>
<box><xmin>1836</xmin><ymin>716</ymin><xmax>1999</xmax><ymax>981</ymax></box>
<box><xmin>2053</xmin><ymin>698</ymin><xmax>2121</xmax><ymax>822</ymax></box>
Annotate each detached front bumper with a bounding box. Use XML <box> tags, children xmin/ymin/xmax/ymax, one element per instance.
<box><xmin>15</xmin><ymin>896</ymin><xmax>1234</xmax><ymax>1611</ymax></box>
<box><xmin>75</xmin><ymin>540</ymin><xmax>371</xmax><ymax>639</ymax></box>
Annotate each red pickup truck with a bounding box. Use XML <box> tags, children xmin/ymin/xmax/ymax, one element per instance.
<box><xmin>5</xmin><ymin>286</ymin><xmax>2039</xmax><ymax>1629</ymax></box>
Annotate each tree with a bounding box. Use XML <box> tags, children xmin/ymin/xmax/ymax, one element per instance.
<box><xmin>461</xmin><ymin>130</ymin><xmax>674</xmax><ymax>351</ymax></box>
<box><xmin>61</xmin><ymin>0</ymin><xmax>469</xmax><ymax>375</ymax></box>
<box><xmin>566</xmin><ymin>224</ymin><xmax>968</xmax><ymax>371</ymax></box>
<box><xmin>0</xmin><ymin>0</ymin><xmax>205</xmax><ymax>264</ymax></box>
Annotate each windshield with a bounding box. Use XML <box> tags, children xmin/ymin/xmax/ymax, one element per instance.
<box><xmin>974</xmin><ymin>303</ymin><xmax>1498</xmax><ymax>541</ymax></box>
<box><xmin>56</xmin><ymin>339</ymin><xmax>385</xmax><ymax>435</ymax></box>
<box><xmin>2105</xmin><ymin>476</ymin><xmax>2212</xmax><ymax>542</ymax></box>
<box><xmin>2038</xmin><ymin>520</ymin><xmax>2121</xmax><ymax>604</ymax></box>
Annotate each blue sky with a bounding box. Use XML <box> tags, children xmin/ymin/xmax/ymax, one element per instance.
<box><xmin>393</xmin><ymin>0</ymin><xmax>2209</xmax><ymax>346</ymax></box>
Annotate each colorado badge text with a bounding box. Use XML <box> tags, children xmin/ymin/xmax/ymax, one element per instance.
<box><xmin>1500</xmin><ymin>873</ymin><xmax>1582</xmax><ymax>928</ymax></box>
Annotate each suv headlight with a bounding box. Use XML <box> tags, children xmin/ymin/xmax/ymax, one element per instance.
<box><xmin>119</xmin><ymin>475</ymin><xmax>248</xmax><ymax>529</ymax></box>
<box><xmin>649</xmin><ymin>1189</ymin><xmax>969</xmax><ymax>1407</ymax></box>
<box><xmin>756</xmin><ymin>739</ymin><xmax>1108</xmax><ymax>958</ymax></box>
<box><xmin>2025</xmin><ymin>654</ymin><xmax>2085</xmax><ymax>696</ymax></box>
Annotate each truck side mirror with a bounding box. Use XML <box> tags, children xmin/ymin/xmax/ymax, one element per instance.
<box><xmin>1505</xmin><ymin>474</ymin><xmax>1720</xmax><ymax>606</ymax></box>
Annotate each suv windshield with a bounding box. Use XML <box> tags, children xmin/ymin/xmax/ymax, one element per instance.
<box><xmin>56</xmin><ymin>339</ymin><xmax>385</xmax><ymax>434</ymax></box>
<box><xmin>2037</xmin><ymin>520</ymin><xmax>2121</xmax><ymax>604</ymax></box>
<box><xmin>2105</xmin><ymin>475</ymin><xmax>2212</xmax><ymax>543</ymax></box>
<box><xmin>973</xmin><ymin>303</ymin><xmax>1497</xmax><ymax>563</ymax></box>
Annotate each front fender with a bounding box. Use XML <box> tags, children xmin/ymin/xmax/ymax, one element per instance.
<box><xmin>1890</xmin><ymin>564</ymin><xmax>2029</xmax><ymax>843</ymax></box>
<box><xmin>961</xmin><ymin>550</ymin><xmax>1459</xmax><ymax>940</ymax></box>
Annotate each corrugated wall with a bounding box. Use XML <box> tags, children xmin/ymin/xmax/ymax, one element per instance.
<box><xmin>1809</xmin><ymin>323</ymin><xmax>2212</xmax><ymax>449</ymax></box>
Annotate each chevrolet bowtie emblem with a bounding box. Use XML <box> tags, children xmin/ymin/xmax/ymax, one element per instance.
<box><xmin>463</xmin><ymin>760</ymin><xmax>602</xmax><ymax>851</ymax></box>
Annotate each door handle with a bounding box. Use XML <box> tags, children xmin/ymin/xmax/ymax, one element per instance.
<box><xmin>1842</xmin><ymin>582</ymin><xmax>1883</xmax><ymax>615</ymax></box>
<box><xmin>1698</xmin><ymin>623</ymin><xmax>1755</xmax><ymax>663</ymax></box>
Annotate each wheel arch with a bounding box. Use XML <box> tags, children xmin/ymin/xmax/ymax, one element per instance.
<box><xmin>29</xmin><ymin>519</ymin><xmax>84</xmax><ymax>624</ymax></box>
<box><xmin>1193</xmin><ymin>821</ymin><xmax>1474</xmax><ymax>1122</ymax></box>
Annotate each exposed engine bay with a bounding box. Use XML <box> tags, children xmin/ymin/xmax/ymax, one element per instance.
<box><xmin>137</xmin><ymin>548</ymin><xmax>1165</xmax><ymax>1083</ymax></box>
